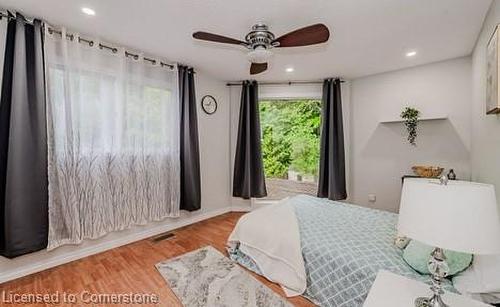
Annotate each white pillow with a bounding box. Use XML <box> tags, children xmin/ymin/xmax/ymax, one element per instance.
<box><xmin>453</xmin><ymin>254</ymin><xmax>500</xmax><ymax>304</ymax></box>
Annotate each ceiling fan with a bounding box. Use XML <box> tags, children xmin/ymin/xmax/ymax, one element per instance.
<box><xmin>192</xmin><ymin>23</ymin><xmax>330</xmax><ymax>75</ymax></box>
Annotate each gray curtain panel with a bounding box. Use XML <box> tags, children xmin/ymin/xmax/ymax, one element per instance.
<box><xmin>179</xmin><ymin>65</ymin><xmax>201</xmax><ymax>211</ymax></box>
<box><xmin>317</xmin><ymin>78</ymin><xmax>347</xmax><ymax>201</ymax></box>
<box><xmin>233</xmin><ymin>81</ymin><xmax>267</xmax><ymax>199</ymax></box>
<box><xmin>0</xmin><ymin>15</ymin><xmax>48</xmax><ymax>258</ymax></box>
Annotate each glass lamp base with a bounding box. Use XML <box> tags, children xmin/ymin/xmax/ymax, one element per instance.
<box><xmin>414</xmin><ymin>247</ymin><xmax>450</xmax><ymax>307</ymax></box>
<box><xmin>415</xmin><ymin>295</ymin><xmax>449</xmax><ymax>307</ymax></box>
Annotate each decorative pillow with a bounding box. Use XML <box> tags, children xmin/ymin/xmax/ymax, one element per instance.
<box><xmin>403</xmin><ymin>240</ymin><xmax>473</xmax><ymax>276</ymax></box>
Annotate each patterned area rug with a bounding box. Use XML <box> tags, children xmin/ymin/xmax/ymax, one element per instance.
<box><xmin>155</xmin><ymin>246</ymin><xmax>292</xmax><ymax>307</ymax></box>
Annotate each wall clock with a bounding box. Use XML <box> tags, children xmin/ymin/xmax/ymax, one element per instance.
<box><xmin>201</xmin><ymin>95</ymin><xmax>217</xmax><ymax>115</ymax></box>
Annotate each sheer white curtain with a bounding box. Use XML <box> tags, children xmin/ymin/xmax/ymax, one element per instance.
<box><xmin>44</xmin><ymin>28</ymin><xmax>180</xmax><ymax>250</ymax></box>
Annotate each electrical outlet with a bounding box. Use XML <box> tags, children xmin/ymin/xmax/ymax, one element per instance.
<box><xmin>368</xmin><ymin>194</ymin><xmax>376</xmax><ymax>202</ymax></box>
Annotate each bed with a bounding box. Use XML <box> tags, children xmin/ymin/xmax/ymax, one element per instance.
<box><xmin>227</xmin><ymin>195</ymin><xmax>453</xmax><ymax>307</ymax></box>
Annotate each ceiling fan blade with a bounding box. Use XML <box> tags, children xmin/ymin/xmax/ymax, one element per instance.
<box><xmin>192</xmin><ymin>31</ymin><xmax>247</xmax><ymax>46</ymax></box>
<box><xmin>250</xmin><ymin>62</ymin><xmax>268</xmax><ymax>75</ymax></box>
<box><xmin>274</xmin><ymin>24</ymin><xmax>330</xmax><ymax>48</ymax></box>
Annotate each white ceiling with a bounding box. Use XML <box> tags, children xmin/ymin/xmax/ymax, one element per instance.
<box><xmin>0</xmin><ymin>0</ymin><xmax>491</xmax><ymax>81</ymax></box>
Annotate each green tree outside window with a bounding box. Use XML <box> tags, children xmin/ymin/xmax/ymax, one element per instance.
<box><xmin>259</xmin><ymin>99</ymin><xmax>321</xmax><ymax>180</ymax></box>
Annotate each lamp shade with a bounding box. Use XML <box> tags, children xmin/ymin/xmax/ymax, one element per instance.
<box><xmin>398</xmin><ymin>178</ymin><xmax>500</xmax><ymax>254</ymax></box>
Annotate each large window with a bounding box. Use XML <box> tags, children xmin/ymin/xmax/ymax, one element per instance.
<box><xmin>260</xmin><ymin>99</ymin><xmax>321</xmax><ymax>199</ymax></box>
<box><xmin>48</xmin><ymin>67</ymin><xmax>173</xmax><ymax>154</ymax></box>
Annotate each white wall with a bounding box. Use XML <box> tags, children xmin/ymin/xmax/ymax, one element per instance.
<box><xmin>229</xmin><ymin>82</ymin><xmax>352</xmax><ymax>210</ymax></box>
<box><xmin>471</xmin><ymin>0</ymin><xmax>500</xmax><ymax>202</ymax></box>
<box><xmin>0</xmin><ymin>72</ymin><xmax>232</xmax><ymax>283</ymax></box>
<box><xmin>196</xmin><ymin>72</ymin><xmax>232</xmax><ymax>210</ymax></box>
<box><xmin>350</xmin><ymin>57</ymin><xmax>472</xmax><ymax>212</ymax></box>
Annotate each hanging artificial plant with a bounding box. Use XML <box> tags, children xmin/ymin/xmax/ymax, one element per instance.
<box><xmin>400</xmin><ymin>107</ymin><xmax>420</xmax><ymax>146</ymax></box>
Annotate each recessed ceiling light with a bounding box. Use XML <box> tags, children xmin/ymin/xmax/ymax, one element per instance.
<box><xmin>406</xmin><ymin>51</ymin><xmax>417</xmax><ymax>57</ymax></box>
<box><xmin>81</xmin><ymin>7</ymin><xmax>96</xmax><ymax>16</ymax></box>
<box><xmin>286</xmin><ymin>67</ymin><xmax>294</xmax><ymax>73</ymax></box>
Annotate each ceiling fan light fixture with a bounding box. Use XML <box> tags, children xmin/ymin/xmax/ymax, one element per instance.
<box><xmin>192</xmin><ymin>23</ymin><xmax>330</xmax><ymax>75</ymax></box>
<box><xmin>247</xmin><ymin>46</ymin><xmax>273</xmax><ymax>63</ymax></box>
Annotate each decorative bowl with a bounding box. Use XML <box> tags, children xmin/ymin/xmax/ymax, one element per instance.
<box><xmin>411</xmin><ymin>166</ymin><xmax>444</xmax><ymax>178</ymax></box>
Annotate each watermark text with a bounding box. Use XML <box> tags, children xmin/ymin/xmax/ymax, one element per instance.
<box><xmin>1</xmin><ymin>290</ymin><xmax>160</xmax><ymax>304</ymax></box>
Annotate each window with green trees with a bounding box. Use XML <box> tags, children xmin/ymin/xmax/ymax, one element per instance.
<box><xmin>259</xmin><ymin>99</ymin><xmax>321</xmax><ymax>181</ymax></box>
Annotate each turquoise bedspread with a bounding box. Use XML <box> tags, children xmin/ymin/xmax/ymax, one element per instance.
<box><xmin>229</xmin><ymin>195</ymin><xmax>453</xmax><ymax>307</ymax></box>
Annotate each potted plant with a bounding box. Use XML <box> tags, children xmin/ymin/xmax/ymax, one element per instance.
<box><xmin>400</xmin><ymin>107</ymin><xmax>420</xmax><ymax>146</ymax></box>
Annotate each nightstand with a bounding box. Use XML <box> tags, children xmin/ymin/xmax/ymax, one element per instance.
<box><xmin>363</xmin><ymin>270</ymin><xmax>489</xmax><ymax>307</ymax></box>
<box><xmin>401</xmin><ymin>175</ymin><xmax>421</xmax><ymax>185</ymax></box>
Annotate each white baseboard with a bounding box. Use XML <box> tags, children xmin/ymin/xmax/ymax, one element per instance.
<box><xmin>230</xmin><ymin>205</ymin><xmax>252</xmax><ymax>212</ymax></box>
<box><xmin>0</xmin><ymin>206</ymin><xmax>233</xmax><ymax>284</ymax></box>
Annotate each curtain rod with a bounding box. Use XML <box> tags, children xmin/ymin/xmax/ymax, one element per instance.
<box><xmin>226</xmin><ymin>79</ymin><xmax>345</xmax><ymax>87</ymax></box>
<box><xmin>46</xmin><ymin>28</ymin><xmax>176</xmax><ymax>70</ymax></box>
<box><xmin>0</xmin><ymin>11</ymin><xmax>178</xmax><ymax>71</ymax></box>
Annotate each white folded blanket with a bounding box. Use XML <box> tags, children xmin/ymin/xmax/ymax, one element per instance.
<box><xmin>228</xmin><ymin>200</ymin><xmax>306</xmax><ymax>297</ymax></box>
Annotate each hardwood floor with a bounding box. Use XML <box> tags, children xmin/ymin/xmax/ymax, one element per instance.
<box><xmin>0</xmin><ymin>212</ymin><xmax>314</xmax><ymax>307</ymax></box>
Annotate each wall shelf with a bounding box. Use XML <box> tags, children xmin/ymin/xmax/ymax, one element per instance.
<box><xmin>379</xmin><ymin>115</ymin><xmax>448</xmax><ymax>124</ymax></box>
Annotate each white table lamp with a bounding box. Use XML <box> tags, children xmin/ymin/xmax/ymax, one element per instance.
<box><xmin>398</xmin><ymin>177</ymin><xmax>500</xmax><ymax>307</ymax></box>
